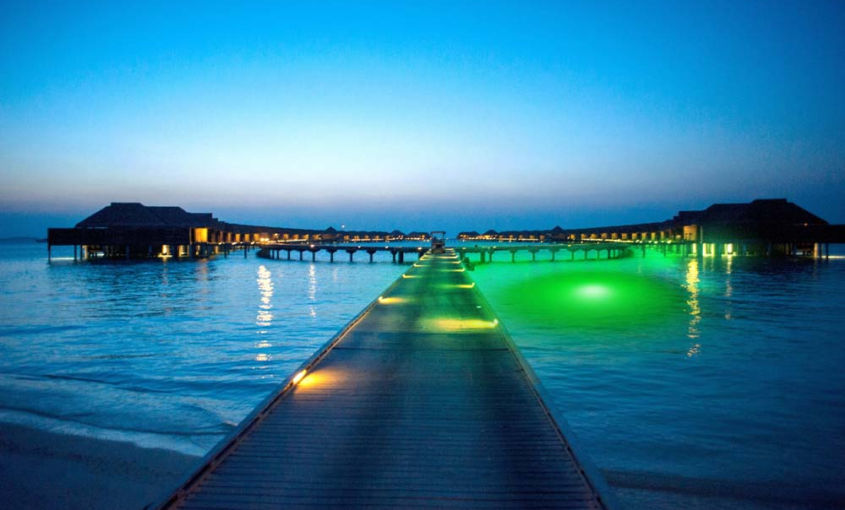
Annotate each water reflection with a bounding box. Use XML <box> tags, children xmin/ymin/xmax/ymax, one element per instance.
<box><xmin>256</xmin><ymin>265</ymin><xmax>274</xmax><ymax>328</ymax></box>
<box><xmin>308</xmin><ymin>264</ymin><xmax>318</xmax><ymax>318</ymax></box>
<box><xmin>724</xmin><ymin>256</ymin><xmax>734</xmax><ymax>320</ymax></box>
<box><xmin>685</xmin><ymin>259</ymin><xmax>701</xmax><ymax>341</ymax></box>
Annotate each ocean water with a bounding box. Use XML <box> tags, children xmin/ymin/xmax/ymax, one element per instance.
<box><xmin>471</xmin><ymin>248</ymin><xmax>845</xmax><ymax>510</ymax></box>
<box><xmin>1</xmin><ymin>241</ymin><xmax>844</xmax><ymax>509</ymax></box>
<box><xmin>0</xmin><ymin>241</ymin><xmax>406</xmax><ymax>455</ymax></box>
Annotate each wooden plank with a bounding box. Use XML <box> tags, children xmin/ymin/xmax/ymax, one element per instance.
<box><xmin>154</xmin><ymin>249</ymin><xmax>616</xmax><ymax>510</ymax></box>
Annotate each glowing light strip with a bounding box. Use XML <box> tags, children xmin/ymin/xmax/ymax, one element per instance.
<box><xmin>292</xmin><ymin>370</ymin><xmax>307</xmax><ymax>385</ymax></box>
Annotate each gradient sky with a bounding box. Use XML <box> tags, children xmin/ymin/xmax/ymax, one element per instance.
<box><xmin>1</xmin><ymin>0</ymin><xmax>844</xmax><ymax>236</ymax></box>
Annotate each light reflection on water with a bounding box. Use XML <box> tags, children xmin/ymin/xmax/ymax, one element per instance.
<box><xmin>685</xmin><ymin>259</ymin><xmax>701</xmax><ymax>340</ymax></box>
<box><xmin>472</xmin><ymin>251</ymin><xmax>845</xmax><ymax>510</ymax></box>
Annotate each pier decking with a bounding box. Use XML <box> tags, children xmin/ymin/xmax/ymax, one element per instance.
<box><xmin>157</xmin><ymin>249</ymin><xmax>615</xmax><ymax>510</ymax></box>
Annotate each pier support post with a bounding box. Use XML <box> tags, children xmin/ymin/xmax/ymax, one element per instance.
<box><xmin>391</xmin><ymin>251</ymin><xmax>397</xmax><ymax>263</ymax></box>
<box><xmin>330</xmin><ymin>251</ymin><xmax>335</xmax><ymax>263</ymax></box>
<box><xmin>47</xmin><ymin>243</ymin><xmax>51</xmax><ymax>263</ymax></box>
<box><xmin>367</xmin><ymin>249</ymin><xmax>376</xmax><ymax>263</ymax></box>
<box><xmin>571</xmin><ymin>250</ymin><xmax>575</xmax><ymax>261</ymax></box>
<box><xmin>825</xmin><ymin>243</ymin><xmax>830</xmax><ymax>260</ymax></box>
<box><xmin>312</xmin><ymin>251</ymin><xmax>316</xmax><ymax>262</ymax></box>
<box><xmin>550</xmin><ymin>249</ymin><xmax>558</xmax><ymax>262</ymax></box>
<box><xmin>299</xmin><ymin>250</ymin><xmax>304</xmax><ymax>261</ymax></box>
<box><xmin>73</xmin><ymin>245</ymin><xmax>77</xmax><ymax>261</ymax></box>
<box><xmin>398</xmin><ymin>251</ymin><xmax>404</xmax><ymax>264</ymax></box>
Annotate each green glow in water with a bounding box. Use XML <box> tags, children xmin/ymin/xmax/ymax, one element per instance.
<box><xmin>495</xmin><ymin>268</ymin><xmax>685</xmax><ymax>330</ymax></box>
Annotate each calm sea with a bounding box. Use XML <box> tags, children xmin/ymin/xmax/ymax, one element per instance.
<box><xmin>1</xmin><ymin>241</ymin><xmax>843</xmax><ymax>509</ymax></box>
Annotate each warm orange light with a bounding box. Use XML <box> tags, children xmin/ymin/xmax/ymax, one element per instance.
<box><xmin>292</xmin><ymin>370</ymin><xmax>307</xmax><ymax>385</ymax></box>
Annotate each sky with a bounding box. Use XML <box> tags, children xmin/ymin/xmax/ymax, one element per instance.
<box><xmin>1</xmin><ymin>0</ymin><xmax>844</xmax><ymax>236</ymax></box>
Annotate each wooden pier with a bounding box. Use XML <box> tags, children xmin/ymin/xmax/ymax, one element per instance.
<box><xmin>257</xmin><ymin>242</ymin><xmax>638</xmax><ymax>264</ymax></box>
<box><xmin>258</xmin><ymin>244</ymin><xmax>427</xmax><ymax>263</ymax></box>
<box><xmin>155</xmin><ymin>248</ymin><xmax>616</xmax><ymax>510</ymax></box>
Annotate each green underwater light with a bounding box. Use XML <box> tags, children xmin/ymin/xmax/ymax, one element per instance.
<box><xmin>576</xmin><ymin>284</ymin><xmax>612</xmax><ymax>300</ymax></box>
<box><xmin>496</xmin><ymin>268</ymin><xmax>685</xmax><ymax>330</ymax></box>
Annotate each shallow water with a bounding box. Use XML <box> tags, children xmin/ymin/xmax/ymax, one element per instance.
<box><xmin>0</xmin><ymin>242</ymin><xmax>406</xmax><ymax>454</ymax></box>
<box><xmin>1</xmin><ymin>241</ymin><xmax>843</xmax><ymax>509</ymax></box>
<box><xmin>471</xmin><ymin>249</ymin><xmax>845</xmax><ymax>509</ymax></box>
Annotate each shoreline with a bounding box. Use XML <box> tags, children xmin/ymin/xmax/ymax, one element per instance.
<box><xmin>0</xmin><ymin>421</ymin><xmax>200</xmax><ymax>510</ymax></box>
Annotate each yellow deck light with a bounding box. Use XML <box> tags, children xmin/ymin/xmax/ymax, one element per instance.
<box><xmin>429</xmin><ymin>318</ymin><xmax>499</xmax><ymax>331</ymax></box>
<box><xmin>292</xmin><ymin>370</ymin><xmax>307</xmax><ymax>385</ymax></box>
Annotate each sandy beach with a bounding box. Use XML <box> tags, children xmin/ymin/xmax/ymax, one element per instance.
<box><xmin>0</xmin><ymin>422</ymin><xmax>200</xmax><ymax>510</ymax></box>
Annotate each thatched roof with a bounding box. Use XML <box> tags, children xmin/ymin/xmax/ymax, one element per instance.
<box><xmin>76</xmin><ymin>203</ymin><xmax>217</xmax><ymax>228</ymax></box>
<box><xmin>696</xmin><ymin>199</ymin><xmax>826</xmax><ymax>226</ymax></box>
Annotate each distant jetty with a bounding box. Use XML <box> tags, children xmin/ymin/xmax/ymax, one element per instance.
<box><xmin>47</xmin><ymin>199</ymin><xmax>844</xmax><ymax>261</ymax></box>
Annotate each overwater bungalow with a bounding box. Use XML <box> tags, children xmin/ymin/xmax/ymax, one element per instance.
<box><xmin>458</xmin><ymin>199</ymin><xmax>844</xmax><ymax>257</ymax></box>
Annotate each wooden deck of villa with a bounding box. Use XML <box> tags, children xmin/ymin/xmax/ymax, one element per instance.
<box><xmin>156</xmin><ymin>249</ymin><xmax>615</xmax><ymax>509</ymax></box>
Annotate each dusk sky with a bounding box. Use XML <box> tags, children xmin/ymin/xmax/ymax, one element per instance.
<box><xmin>1</xmin><ymin>1</ymin><xmax>843</xmax><ymax>236</ymax></box>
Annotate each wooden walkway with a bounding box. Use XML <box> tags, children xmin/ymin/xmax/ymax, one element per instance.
<box><xmin>156</xmin><ymin>249</ymin><xmax>616</xmax><ymax>510</ymax></box>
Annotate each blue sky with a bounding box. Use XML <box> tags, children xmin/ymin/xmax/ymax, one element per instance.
<box><xmin>1</xmin><ymin>0</ymin><xmax>843</xmax><ymax>236</ymax></box>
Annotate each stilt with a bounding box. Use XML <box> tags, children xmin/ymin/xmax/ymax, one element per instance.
<box><xmin>47</xmin><ymin>244</ymin><xmax>52</xmax><ymax>263</ymax></box>
<box><xmin>312</xmin><ymin>251</ymin><xmax>316</xmax><ymax>262</ymax></box>
<box><xmin>73</xmin><ymin>245</ymin><xmax>78</xmax><ymax>261</ymax></box>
